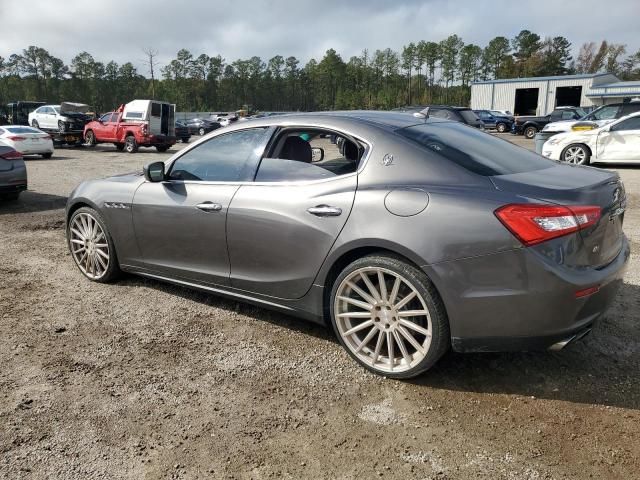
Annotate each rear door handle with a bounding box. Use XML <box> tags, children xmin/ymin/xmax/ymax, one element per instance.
<box><xmin>196</xmin><ymin>202</ymin><xmax>222</xmax><ymax>212</ymax></box>
<box><xmin>307</xmin><ymin>205</ymin><xmax>342</xmax><ymax>217</ymax></box>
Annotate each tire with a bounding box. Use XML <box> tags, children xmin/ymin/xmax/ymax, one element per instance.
<box><xmin>58</xmin><ymin>120</ymin><xmax>67</xmax><ymax>133</ymax></box>
<box><xmin>124</xmin><ymin>135</ymin><xmax>138</xmax><ymax>153</ymax></box>
<box><xmin>181</xmin><ymin>137</ymin><xmax>190</xmax><ymax>143</ymax></box>
<box><xmin>67</xmin><ymin>207</ymin><xmax>120</xmax><ymax>283</ymax></box>
<box><xmin>41</xmin><ymin>152</ymin><xmax>53</xmax><ymax>159</ymax></box>
<box><xmin>330</xmin><ymin>254</ymin><xmax>450</xmax><ymax>379</ymax></box>
<box><xmin>114</xmin><ymin>143</ymin><xmax>125</xmax><ymax>151</ymax></box>
<box><xmin>31</xmin><ymin>120</ymin><xmax>39</xmax><ymax>129</ymax></box>
<box><xmin>156</xmin><ymin>145</ymin><xmax>169</xmax><ymax>153</ymax></box>
<box><xmin>524</xmin><ymin>126</ymin><xmax>537</xmax><ymax>139</ymax></box>
<box><xmin>496</xmin><ymin>122</ymin><xmax>507</xmax><ymax>133</ymax></box>
<box><xmin>198</xmin><ymin>127</ymin><xmax>205</xmax><ymax>136</ymax></box>
<box><xmin>1</xmin><ymin>192</ymin><xmax>21</xmax><ymax>201</ymax></box>
<box><xmin>84</xmin><ymin>130</ymin><xmax>96</xmax><ymax>147</ymax></box>
<box><xmin>561</xmin><ymin>143</ymin><xmax>591</xmax><ymax>165</ymax></box>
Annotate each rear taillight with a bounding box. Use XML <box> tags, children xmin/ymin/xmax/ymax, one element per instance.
<box><xmin>0</xmin><ymin>149</ymin><xmax>23</xmax><ymax>160</ymax></box>
<box><xmin>7</xmin><ymin>136</ymin><xmax>26</xmax><ymax>141</ymax></box>
<box><xmin>495</xmin><ymin>204</ymin><xmax>601</xmax><ymax>246</ymax></box>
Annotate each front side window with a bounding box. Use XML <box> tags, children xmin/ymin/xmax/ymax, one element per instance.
<box><xmin>611</xmin><ymin>116</ymin><xmax>640</xmax><ymax>132</ymax></box>
<box><xmin>169</xmin><ymin>127</ymin><xmax>269</xmax><ymax>182</ymax></box>
<box><xmin>52</xmin><ymin>107</ymin><xmax>60</xmax><ymax>115</ymax></box>
<box><xmin>99</xmin><ymin>113</ymin><xmax>112</xmax><ymax>122</ymax></box>
<box><xmin>561</xmin><ymin>111</ymin><xmax>575</xmax><ymax>120</ymax></box>
<box><xmin>256</xmin><ymin>129</ymin><xmax>363</xmax><ymax>182</ymax></box>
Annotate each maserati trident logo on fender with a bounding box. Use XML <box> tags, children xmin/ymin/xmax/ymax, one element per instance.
<box><xmin>382</xmin><ymin>153</ymin><xmax>394</xmax><ymax>166</ymax></box>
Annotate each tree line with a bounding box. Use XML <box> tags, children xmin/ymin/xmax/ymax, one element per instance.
<box><xmin>1</xmin><ymin>31</ymin><xmax>639</xmax><ymax>114</ymax></box>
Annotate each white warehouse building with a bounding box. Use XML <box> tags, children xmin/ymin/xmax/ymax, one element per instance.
<box><xmin>470</xmin><ymin>73</ymin><xmax>640</xmax><ymax>116</ymax></box>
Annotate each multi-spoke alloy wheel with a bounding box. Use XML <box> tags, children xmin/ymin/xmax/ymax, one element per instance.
<box><xmin>331</xmin><ymin>256</ymin><xmax>449</xmax><ymax>378</ymax></box>
<box><xmin>562</xmin><ymin>144</ymin><xmax>590</xmax><ymax>165</ymax></box>
<box><xmin>68</xmin><ymin>208</ymin><xmax>119</xmax><ymax>282</ymax></box>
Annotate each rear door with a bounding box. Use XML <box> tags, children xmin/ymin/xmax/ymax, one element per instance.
<box><xmin>226</xmin><ymin>127</ymin><xmax>362</xmax><ymax>299</ymax></box>
<box><xmin>596</xmin><ymin>116</ymin><xmax>640</xmax><ymax>161</ymax></box>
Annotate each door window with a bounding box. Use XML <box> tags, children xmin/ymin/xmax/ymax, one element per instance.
<box><xmin>99</xmin><ymin>113</ymin><xmax>112</xmax><ymax>122</ymax></box>
<box><xmin>610</xmin><ymin>116</ymin><xmax>640</xmax><ymax>132</ymax></box>
<box><xmin>561</xmin><ymin>111</ymin><xmax>576</xmax><ymax>120</ymax></box>
<box><xmin>255</xmin><ymin>129</ymin><xmax>363</xmax><ymax>182</ymax></box>
<box><xmin>168</xmin><ymin>127</ymin><xmax>269</xmax><ymax>182</ymax></box>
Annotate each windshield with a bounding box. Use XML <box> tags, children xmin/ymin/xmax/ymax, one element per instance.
<box><xmin>583</xmin><ymin>105</ymin><xmax>620</xmax><ymax>121</ymax></box>
<box><xmin>397</xmin><ymin>122</ymin><xmax>554</xmax><ymax>176</ymax></box>
<box><xmin>574</xmin><ymin>108</ymin><xmax>588</xmax><ymax>118</ymax></box>
<box><xmin>458</xmin><ymin>109</ymin><xmax>480</xmax><ymax>123</ymax></box>
<box><xmin>52</xmin><ymin>106</ymin><xmax>60</xmax><ymax>114</ymax></box>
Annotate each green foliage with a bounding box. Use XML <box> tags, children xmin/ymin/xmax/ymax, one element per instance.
<box><xmin>1</xmin><ymin>34</ymin><xmax>638</xmax><ymax>113</ymax></box>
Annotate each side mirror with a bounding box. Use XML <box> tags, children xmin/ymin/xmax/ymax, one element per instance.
<box><xmin>311</xmin><ymin>147</ymin><xmax>324</xmax><ymax>162</ymax></box>
<box><xmin>144</xmin><ymin>161</ymin><xmax>166</xmax><ymax>182</ymax></box>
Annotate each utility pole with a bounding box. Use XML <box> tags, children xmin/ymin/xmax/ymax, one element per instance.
<box><xmin>142</xmin><ymin>48</ymin><xmax>158</xmax><ymax>99</ymax></box>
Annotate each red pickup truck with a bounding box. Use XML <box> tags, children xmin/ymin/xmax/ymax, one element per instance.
<box><xmin>84</xmin><ymin>100</ymin><xmax>176</xmax><ymax>153</ymax></box>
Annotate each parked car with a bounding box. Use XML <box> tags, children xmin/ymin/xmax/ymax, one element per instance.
<box><xmin>512</xmin><ymin>106</ymin><xmax>587</xmax><ymax>139</ymax></box>
<box><xmin>534</xmin><ymin>102</ymin><xmax>640</xmax><ymax>153</ymax></box>
<box><xmin>185</xmin><ymin>118</ymin><xmax>221</xmax><ymax>136</ymax></box>
<box><xmin>0</xmin><ymin>125</ymin><xmax>54</xmax><ymax>158</ymax></box>
<box><xmin>28</xmin><ymin>102</ymin><xmax>92</xmax><ymax>132</ymax></box>
<box><xmin>0</xmin><ymin>101</ymin><xmax>45</xmax><ymax>126</ymax></box>
<box><xmin>0</xmin><ymin>140</ymin><xmax>27</xmax><ymax>201</ymax></box>
<box><xmin>175</xmin><ymin>121</ymin><xmax>191</xmax><ymax>143</ymax></box>
<box><xmin>395</xmin><ymin>105</ymin><xmax>484</xmax><ymax>129</ymax></box>
<box><xmin>65</xmin><ymin>111</ymin><xmax>628</xmax><ymax>379</ymax></box>
<box><xmin>474</xmin><ymin>110</ymin><xmax>513</xmax><ymax>132</ymax></box>
<box><xmin>83</xmin><ymin>100</ymin><xmax>176</xmax><ymax>153</ymax></box>
<box><xmin>541</xmin><ymin>111</ymin><xmax>640</xmax><ymax>165</ymax></box>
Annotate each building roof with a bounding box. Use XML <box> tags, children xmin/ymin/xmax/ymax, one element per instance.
<box><xmin>590</xmin><ymin>80</ymin><xmax>640</xmax><ymax>89</ymax></box>
<box><xmin>471</xmin><ymin>72</ymin><xmax>613</xmax><ymax>85</ymax></box>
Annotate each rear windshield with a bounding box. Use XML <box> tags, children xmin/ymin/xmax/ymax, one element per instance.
<box><xmin>458</xmin><ymin>109</ymin><xmax>480</xmax><ymax>123</ymax></box>
<box><xmin>6</xmin><ymin>126</ymin><xmax>40</xmax><ymax>134</ymax></box>
<box><xmin>397</xmin><ymin>122</ymin><xmax>555</xmax><ymax>176</ymax></box>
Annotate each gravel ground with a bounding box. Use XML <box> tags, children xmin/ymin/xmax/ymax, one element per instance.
<box><xmin>0</xmin><ymin>134</ymin><xmax>639</xmax><ymax>479</ymax></box>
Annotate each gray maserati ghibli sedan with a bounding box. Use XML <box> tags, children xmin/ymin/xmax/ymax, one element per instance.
<box><xmin>65</xmin><ymin>111</ymin><xmax>629</xmax><ymax>378</ymax></box>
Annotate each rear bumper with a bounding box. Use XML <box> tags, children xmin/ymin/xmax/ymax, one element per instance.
<box><xmin>427</xmin><ymin>235</ymin><xmax>630</xmax><ymax>353</ymax></box>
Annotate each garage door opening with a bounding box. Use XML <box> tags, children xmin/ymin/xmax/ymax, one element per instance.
<box><xmin>555</xmin><ymin>86</ymin><xmax>582</xmax><ymax>107</ymax></box>
<box><xmin>514</xmin><ymin>88</ymin><xmax>539</xmax><ymax>116</ymax></box>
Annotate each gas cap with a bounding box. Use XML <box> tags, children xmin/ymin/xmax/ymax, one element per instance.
<box><xmin>384</xmin><ymin>188</ymin><xmax>429</xmax><ymax>217</ymax></box>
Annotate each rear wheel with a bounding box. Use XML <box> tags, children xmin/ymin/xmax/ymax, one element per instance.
<box><xmin>496</xmin><ymin>122</ymin><xmax>507</xmax><ymax>133</ymax></box>
<box><xmin>84</xmin><ymin>130</ymin><xmax>96</xmax><ymax>147</ymax></box>
<box><xmin>561</xmin><ymin>144</ymin><xmax>591</xmax><ymax>165</ymax></box>
<box><xmin>330</xmin><ymin>255</ymin><xmax>450</xmax><ymax>379</ymax></box>
<box><xmin>41</xmin><ymin>152</ymin><xmax>53</xmax><ymax>159</ymax></box>
<box><xmin>198</xmin><ymin>127</ymin><xmax>205</xmax><ymax>136</ymax></box>
<box><xmin>58</xmin><ymin>120</ymin><xmax>67</xmax><ymax>133</ymax></box>
<box><xmin>124</xmin><ymin>135</ymin><xmax>138</xmax><ymax>153</ymax></box>
<box><xmin>524</xmin><ymin>126</ymin><xmax>537</xmax><ymax>139</ymax></box>
<box><xmin>31</xmin><ymin>120</ymin><xmax>40</xmax><ymax>129</ymax></box>
<box><xmin>67</xmin><ymin>207</ymin><xmax>120</xmax><ymax>283</ymax></box>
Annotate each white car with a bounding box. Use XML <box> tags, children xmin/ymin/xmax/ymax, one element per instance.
<box><xmin>28</xmin><ymin>102</ymin><xmax>91</xmax><ymax>132</ymax></box>
<box><xmin>0</xmin><ymin>125</ymin><xmax>54</xmax><ymax>158</ymax></box>
<box><xmin>542</xmin><ymin>111</ymin><xmax>640</xmax><ymax>165</ymax></box>
<box><xmin>541</xmin><ymin>102</ymin><xmax>640</xmax><ymax>134</ymax></box>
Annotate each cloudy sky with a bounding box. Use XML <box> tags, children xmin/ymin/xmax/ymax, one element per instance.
<box><xmin>1</xmin><ymin>0</ymin><xmax>639</xmax><ymax>73</ymax></box>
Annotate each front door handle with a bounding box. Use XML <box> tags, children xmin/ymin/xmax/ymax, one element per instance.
<box><xmin>196</xmin><ymin>202</ymin><xmax>222</xmax><ymax>212</ymax></box>
<box><xmin>307</xmin><ymin>205</ymin><xmax>342</xmax><ymax>217</ymax></box>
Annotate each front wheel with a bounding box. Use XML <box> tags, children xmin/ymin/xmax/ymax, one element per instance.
<box><xmin>124</xmin><ymin>135</ymin><xmax>138</xmax><ymax>153</ymax></box>
<box><xmin>330</xmin><ymin>255</ymin><xmax>450</xmax><ymax>379</ymax></box>
<box><xmin>561</xmin><ymin>144</ymin><xmax>591</xmax><ymax>165</ymax></box>
<box><xmin>31</xmin><ymin>120</ymin><xmax>40</xmax><ymax>129</ymax></box>
<box><xmin>524</xmin><ymin>126</ymin><xmax>537</xmax><ymax>139</ymax></box>
<box><xmin>496</xmin><ymin>122</ymin><xmax>507</xmax><ymax>133</ymax></box>
<box><xmin>198</xmin><ymin>127</ymin><xmax>205</xmax><ymax>136</ymax></box>
<box><xmin>67</xmin><ymin>207</ymin><xmax>120</xmax><ymax>283</ymax></box>
<box><xmin>84</xmin><ymin>130</ymin><xmax>96</xmax><ymax>147</ymax></box>
<box><xmin>58</xmin><ymin>120</ymin><xmax>67</xmax><ymax>133</ymax></box>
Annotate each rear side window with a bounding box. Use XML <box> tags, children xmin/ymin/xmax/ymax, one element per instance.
<box><xmin>398</xmin><ymin>122</ymin><xmax>554</xmax><ymax>176</ymax></box>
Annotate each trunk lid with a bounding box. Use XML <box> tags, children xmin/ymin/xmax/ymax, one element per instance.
<box><xmin>491</xmin><ymin>164</ymin><xmax>625</xmax><ymax>267</ymax></box>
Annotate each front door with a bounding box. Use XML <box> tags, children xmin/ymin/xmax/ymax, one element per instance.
<box><xmin>131</xmin><ymin>127</ymin><xmax>271</xmax><ymax>285</ymax></box>
<box><xmin>596</xmin><ymin>116</ymin><xmax>640</xmax><ymax>161</ymax></box>
<box><xmin>227</xmin><ymin>128</ymin><xmax>362</xmax><ymax>299</ymax></box>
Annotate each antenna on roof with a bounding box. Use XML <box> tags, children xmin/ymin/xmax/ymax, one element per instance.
<box><xmin>413</xmin><ymin>107</ymin><xmax>430</xmax><ymax>122</ymax></box>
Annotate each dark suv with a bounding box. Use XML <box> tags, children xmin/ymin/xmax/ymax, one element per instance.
<box><xmin>474</xmin><ymin>110</ymin><xmax>513</xmax><ymax>132</ymax></box>
<box><xmin>394</xmin><ymin>106</ymin><xmax>484</xmax><ymax>129</ymax></box>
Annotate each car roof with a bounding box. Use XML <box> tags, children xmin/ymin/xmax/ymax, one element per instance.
<box><xmin>257</xmin><ymin>110</ymin><xmax>443</xmax><ymax>130</ymax></box>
